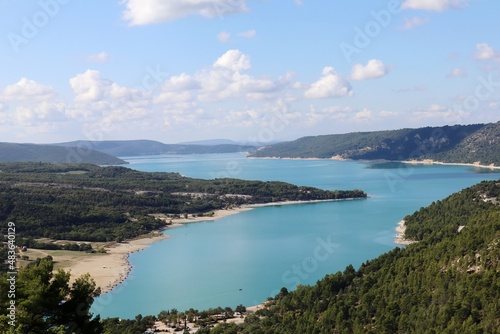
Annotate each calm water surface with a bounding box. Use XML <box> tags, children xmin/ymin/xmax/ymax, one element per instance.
<box><xmin>93</xmin><ymin>153</ymin><xmax>500</xmax><ymax>318</ymax></box>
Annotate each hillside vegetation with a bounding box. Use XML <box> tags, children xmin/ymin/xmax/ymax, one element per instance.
<box><xmin>0</xmin><ymin>143</ymin><xmax>126</xmax><ymax>165</ymax></box>
<box><xmin>252</xmin><ymin>122</ymin><xmax>500</xmax><ymax>166</ymax></box>
<box><xmin>0</xmin><ymin>162</ymin><xmax>365</xmax><ymax>244</ymax></box>
<box><xmin>54</xmin><ymin>140</ymin><xmax>256</xmax><ymax>156</ymax></box>
<box><xmin>197</xmin><ymin>180</ymin><xmax>500</xmax><ymax>333</ymax></box>
<box><xmin>2</xmin><ymin>178</ymin><xmax>499</xmax><ymax>333</ymax></box>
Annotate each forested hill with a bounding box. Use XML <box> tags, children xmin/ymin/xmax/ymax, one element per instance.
<box><xmin>0</xmin><ymin>142</ymin><xmax>126</xmax><ymax>165</ymax></box>
<box><xmin>200</xmin><ymin>180</ymin><xmax>500</xmax><ymax>333</ymax></box>
<box><xmin>0</xmin><ymin>162</ymin><xmax>365</xmax><ymax>243</ymax></box>
<box><xmin>54</xmin><ymin>140</ymin><xmax>256</xmax><ymax>156</ymax></box>
<box><xmin>251</xmin><ymin>122</ymin><xmax>500</xmax><ymax>166</ymax></box>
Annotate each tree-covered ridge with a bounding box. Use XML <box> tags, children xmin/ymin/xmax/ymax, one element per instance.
<box><xmin>200</xmin><ymin>180</ymin><xmax>500</xmax><ymax>333</ymax></box>
<box><xmin>0</xmin><ymin>162</ymin><xmax>366</xmax><ymax>243</ymax></box>
<box><xmin>54</xmin><ymin>139</ymin><xmax>256</xmax><ymax>156</ymax></box>
<box><xmin>0</xmin><ymin>143</ymin><xmax>127</xmax><ymax>165</ymax></box>
<box><xmin>428</xmin><ymin>121</ymin><xmax>500</xmax><ymax>166</ymax></box>
<box><xmin>251</xmin><ymin>122</ymin><xmax>500</xmax><ymax>166</ymax></box>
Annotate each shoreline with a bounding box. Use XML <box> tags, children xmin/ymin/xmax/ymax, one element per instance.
<box><xmin>402</xmin><ymin>159</ymin><xmax>500</xmax><ymax>170</ymax></box>
<box><xmin>250</xmin><ymin>156</ymin><xmax>500</xmax><ymax>170</ymax></box>
<box><xmin>60</xmin><ymin>198</ymin><xmax>364</xmax><ymax>295</ymax></box>
<box><xmin>394</xmin><ymin>220</ymin><xmax>417</xmax><ymax>246</ymax></box>
<box><xmin>62</xmin><ymin>233</ymin><xmax>169</xmax><ymax>294</ymax></box>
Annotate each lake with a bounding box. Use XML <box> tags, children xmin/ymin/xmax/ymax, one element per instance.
<box><xmin>93</xmin><ymin>153</ymin><xmax>500</xmax><ymax>318</ymax></box>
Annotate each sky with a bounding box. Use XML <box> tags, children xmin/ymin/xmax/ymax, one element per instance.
<box><xmin>0</xmin><ymin>0</ymin><xmax>499</xmax><ymax>144</ymax></box>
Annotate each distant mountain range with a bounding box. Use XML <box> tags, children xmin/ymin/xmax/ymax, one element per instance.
<box><xmin>0</xmin><ymin>143</ymin><xmax>126</xmax><ymax>165</ymax></box>
<box><xmin>251</xmin><ymin>122</ymin><xmax>500</xmax><ymax>166</ymax></box>
<box><xmin>54</xmin><ymin>140</ymin><xmax>256</xmax><ymax>157</ymax></box>
<box><xmin>0</xmin><ymin>140</ymin><xmax>255</xmax><ymax>165</ymax></box>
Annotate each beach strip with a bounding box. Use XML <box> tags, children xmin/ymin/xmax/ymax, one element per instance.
<box><xmin>62</xmin><ymin>198</ymin><xmax>364</xmax><ymax>294</ymax></box>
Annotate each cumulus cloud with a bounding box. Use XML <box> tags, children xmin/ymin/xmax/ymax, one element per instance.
<box><xmin>68</xmin><ymin>69</ymin><xmax>151</xmax><ymax>124</ymax></box>
<box><xmin>398</xmin><ymin>16</ymin><xmax>429</xmax><ymax>30</ymax></box>
<box><xmin>402</xmin><ymin>0</ymin><xmax>468</xmax><ymax>12</ymax></box>
<box><xmin>1</xmin><ymin>78</ymin><xmax>56</xmax><ymax>102</ymax></box>
<box><xmin>304</xmin><ymin>67</ymin><xmax>353</xmax><ymax>99</ymax></box>
<box><xmin>446</xmin><ymin>67</ymin><xmax>467</xmax><ymax>78</ymax></box>
<box><xmin>0</xmin><ymin>78</ymin><xmax>67</xmax><ymax>127</ymax></box>
<box><xmin>122</xmin><ymin>0</ymin><xmax>249</xmax><ymax>25</ymax></box>
<box><xmin>154</xmin><ymin>49</ymin><xmax>294</xmax><ymax>129</ymax></box>
<box><xmin>473</xmin><ymin>43</ymin><xmax>500</xmax><ymax>61</ymax></box>
<box><xmin>350</xmin><ymin>59</ymin><xmax>390</xmax><ymax>81</ymax></box>
<box><xmin>213</xmin><ymin>49</ymin><xmax>251</xmax><ymax>72</ymax></box>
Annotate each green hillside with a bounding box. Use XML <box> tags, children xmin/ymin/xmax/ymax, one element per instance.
<box><xmin>199</xmin><ymin>180</ymin><xmax>500</xmax><ymax>333</ymax></box>
<box><xmin>2</xmin><ymin>178</ymin><xmax>499</xmax><ymax>333</ymax></box>
<box><xmin>0</xmin><ymin>162</ymin><xmax>365</xmax><ymax>243</ymax></box>
<box><xmin>0</xmin><ymin>143</ymin><xmax>126</xmax><ymax>165</ymax></box>
<box><xmin>251</xmin><ymin>122</ymin><xmax>500</xmax><ymax>166</ymax></box>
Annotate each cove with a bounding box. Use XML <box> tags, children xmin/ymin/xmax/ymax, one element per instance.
<box><xmin>93</xmin><ymin>153</ymin><xmax>500</xmax><ymax>319</ymax></box>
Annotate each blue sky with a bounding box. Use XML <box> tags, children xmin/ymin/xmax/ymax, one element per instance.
<box><xmin>0</xmin><ymin>0</ymin><xmax>499</xmax><ymax>144</ymax></box>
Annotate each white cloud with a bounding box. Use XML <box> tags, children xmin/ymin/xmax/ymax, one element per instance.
<box><xmin>473</xmin><ymin>43</ymin><xmax>500</xmax><ymax>61</ymax></box>
<box><xmin>68</xmin><ymin>70</ymin><xmax>151</xmax><ymax>124</ymax></box>
<box><xmin>86</xmin><ymin>52</ymin><xmax>110</xmax><ymax>63</ymax></box>
<box><xmin>0</xmin><ymin>78</ymin><xmax>67</xmax><ymax>128</ymax></box>
<box><xmin>446</xmin><ymin>67</ymin><xmax>467</xmax><ymax>78</ymax></box>
<box><xmin>238</xmin><ymin>29</ymin><xmax>256</xmax><ymax>39</ymax></box>
<box><xmin>217</xmin><ymin>31</ymin><xmax>231</xmax><ymax>42</ymax></box>
<box><xmin>412</xmin><ymin>103</ymin><xmax>469</xmax><ymax>123</ymax></box>
<box><xmin>350</xmin><ymin>59</ymin><xmax>390</xmax><ymax>81</ymax></box>
<box><xmin>213</xmin><ymin>49</ymin><xmax>251</xmax><ymax>72</ymax></box>
<box><xmin>122</xmin><ymin>0</ymin><xmax>249</xmax><ymax>25</ymax></box>
<box><xmin>155</xmin><ymin>50</ymin><xmax>293</xmax><ymax>127</ymax></box>
<box><xmin>304</xmin><ymin>67</ymin><xmax>353</xmax><ymax>99</ymax></box>
<box><xmin>354</xmin><ymin>108</ymin><xmax>373</xmax><ymax>121</ymax></box>
<box><xmin>1</xmin><ymin>78</ymin><xmax>56</xmax><ymax>102</ymax></box>
<box><xmin>398</xmin><ymin>16</ymin><xmax>429</xmax><ymax>30</ymax></box>
<box><xmin>402</xmin><ymin>0</ymin><xmax>468</xmax><ymax>12</ymax></box>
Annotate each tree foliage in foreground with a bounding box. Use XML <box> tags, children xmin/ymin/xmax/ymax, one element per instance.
<box><xmin>0</xmin><ymin>257</ymin><xmax>102</xmax><ymax>333</ymax></box>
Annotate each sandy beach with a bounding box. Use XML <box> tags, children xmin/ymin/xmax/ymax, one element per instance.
<box><xmin>64</xmin><ymin>234</ymin><xmax>168</xmax><ymax>293</ymax></box>
<box><xmin>403</xmin><ymin>159</ymin><xmax>500</xmax><ymax>170</ymax></box>
<box><xmin>51</xmin><ymin>198</ymin><xmax>363</xmax><ymax>295</ymax></box>
<box><xmin>395</xmin><ymin>220</ymin><xmax>417</xmax><ymax>246</ymax></box>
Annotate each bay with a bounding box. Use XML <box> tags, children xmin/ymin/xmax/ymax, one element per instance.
<box><xmin>93</xmin><ymin>153</ymin><xmax>500</xmax><ymax>319</ymax></box>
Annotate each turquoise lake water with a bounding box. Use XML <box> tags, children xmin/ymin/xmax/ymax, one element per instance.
<box><xmin>92</xmin><ymin>153</ymin><xmax>500</xmax><ymax>319</ymax></box>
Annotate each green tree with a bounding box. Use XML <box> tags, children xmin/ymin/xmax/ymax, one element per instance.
<box><xmin>0</xmin><ymin>257</ymin><xmax>102</xmax><ymax>333</ymax></box>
